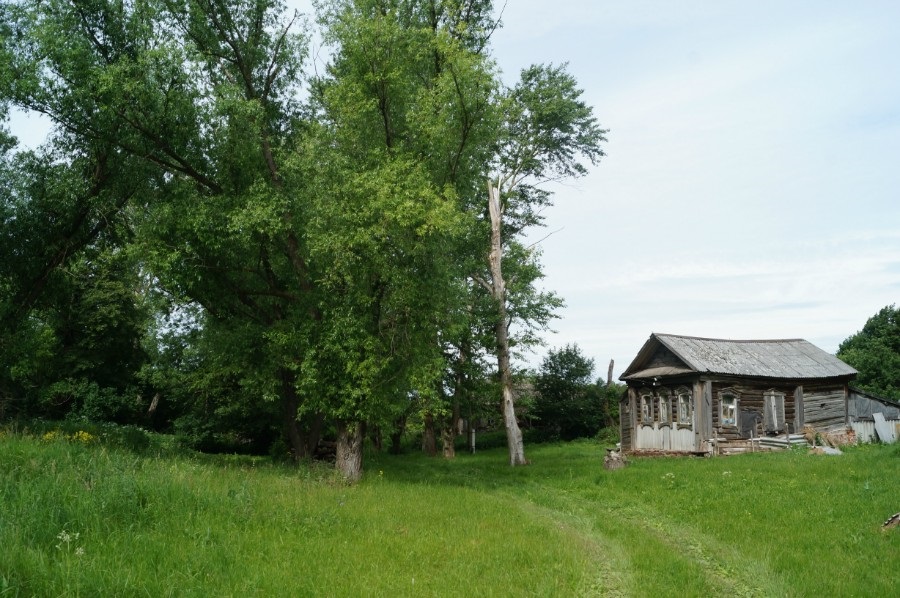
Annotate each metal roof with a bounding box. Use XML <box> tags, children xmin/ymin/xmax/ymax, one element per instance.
<box><xmin>621</xmin><ymin>333</ymin><xmax>858</xmax><ymax>381</ymax></box>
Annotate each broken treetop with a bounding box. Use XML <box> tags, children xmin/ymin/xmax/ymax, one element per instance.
<box><xmin>620</xmin><ymin>333</ymin><xmax>858</xmax><ymax>382</ymax></box>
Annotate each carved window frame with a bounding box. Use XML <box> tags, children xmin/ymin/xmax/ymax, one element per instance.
<box><xmin>719</xmin><ymin>388</ymin><xmax>740</xmax><ymax>428</ymax></box>
<box><xmin>675</xmin><ymin>386</ymin><xmax>693</xmax><ymax>429</ymax></box>
<box><xmin>640</xmin><ymin>392</ymin><xmax>654</xmax><ymax>425</ymax></box>
<box><xmin>657</xmin><ymin>388</ymin><xmax>671</xmax><ymax>426</ymax></box>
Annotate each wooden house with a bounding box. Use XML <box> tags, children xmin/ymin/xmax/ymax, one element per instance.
<box><xmin>619</xmin><ymin>333</ymin><xmax>858</xmax><ymax>454</ymax></box>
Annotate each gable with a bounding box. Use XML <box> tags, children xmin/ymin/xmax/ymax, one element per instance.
<box><xmin>620</xmin><ymin>338</ymin><xmax>695</xmax><ymax>380</ymax></box>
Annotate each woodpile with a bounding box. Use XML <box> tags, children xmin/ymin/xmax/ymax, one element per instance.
<box><xmin>804</xmin><ymin>425</ymin><xmax>857</xmax><ymax>449</ymax></box>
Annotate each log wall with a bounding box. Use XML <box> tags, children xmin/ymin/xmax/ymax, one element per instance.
<box><xmin>620</xmin><ymin>389</ymin><xmax>635</xmax><ymax>450</ymax></box>
<box><xmin>623</xmin><ymin>378</ymin><xmax>852</xmax><ymax>452</ymax></box>
<box><xmin>802</xmin><ymin>385</ymin><xmax>847</xmax><ymax>430</ymax></box>
<box><xmin>711</xmin><ymin>380</ymin><xmax>798</xmax><ymax>440</ymax></box>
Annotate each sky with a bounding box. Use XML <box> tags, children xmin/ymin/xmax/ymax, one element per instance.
<box><xmin>485</xmin><ymin>0</ymin><xmax>900</xmax><ymax>377</ymax></box>
<box><xmin>7</xmin><ymin>1</ymin><xmax>900</xmax><ymax>379</ymax></box>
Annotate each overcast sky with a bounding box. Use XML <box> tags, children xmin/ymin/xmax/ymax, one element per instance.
<box><xmin>488</xmin><ymin>0</ymin><xmax>900</xmax><ymax>377</ymax></box>
<box><xmin>8</xmin><ymin>1</ymin><xmax>899</xmax><ymax>379</ymax></box>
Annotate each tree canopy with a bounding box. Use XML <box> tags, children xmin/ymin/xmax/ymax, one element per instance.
<box><xmin>530</xmin><ymin>344</ymin><xmax>620</xmax><ymax>442</ymax></box>
<box><xmin>0</xmin><ymin>0</ymin><xmax>605</xmax><ymax>479</ymax></box>
<box><xmin>838</xmin><ymin>304</ymin><xmax>900</xmax><ymax>401</ymax></box>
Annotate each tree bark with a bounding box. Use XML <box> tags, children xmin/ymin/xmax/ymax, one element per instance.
<box><xmin>336</xmin><ymin>421</ymin><xmax>364</xmax><ymax>483</ymax></box>
<box><xmin>441</xmin><ymin>403</ymin><xmax>459</xmax><ymax>458</ymax></box>
<box><xmin>443</xmin><ymin>342</ymin><xmax>469</xmax><ymax>459</ymax></box>
<box><xmin>440</xmin><ymin>426</ymin><xmax>455</xmax><ymax>458</ymax></box>
<box><xmin>422</xmin><ymin>411</ymin><xmax>437</xmax><ymax>456</ymax></box>
<box><xmin>487</xmin><ymin>180</ymin><xmax>527</xmax><ymax>466</ymax></box>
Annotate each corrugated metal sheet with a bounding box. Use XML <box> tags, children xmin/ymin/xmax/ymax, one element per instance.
<box><xmin>852</xmin><ymin>419</ymin><xmax>899</xmax><ymax>443</ymax></box>
<box><xmin>622</xmin><ymin>333</ymin><xmax>857</xmax><ymax>380</ymax></box>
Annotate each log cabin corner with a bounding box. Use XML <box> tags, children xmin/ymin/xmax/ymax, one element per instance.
<box><xmin>619</xmin><ymin>333</ymin><xmax>859</xmax><ymax>455</ymax></box>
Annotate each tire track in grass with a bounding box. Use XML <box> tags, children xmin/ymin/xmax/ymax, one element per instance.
<box><xmin>505</xmin><ymin>485</ymin><xmax>790</xmax><ymax>597</ymax></box>
<box><xmin>504</xmin><ymin>492</ymin><xmax>631</xmax><ymax>597</ymax></box>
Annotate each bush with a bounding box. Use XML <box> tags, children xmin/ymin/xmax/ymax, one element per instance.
<box><xmin>532</xmin><ymin>345</ymin><xmax>603</xmax><ymax>441</ymax></box>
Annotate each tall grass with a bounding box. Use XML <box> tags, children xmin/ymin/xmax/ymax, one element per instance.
<box><xmin>0</xmin><ymin>429</ymin><xmax>587</xmax><ymax>596</ymax></box>
<box><xmin>1</xmin><ymin>426</ymin><xmax>898</xmax><ymax>596</ymax></box>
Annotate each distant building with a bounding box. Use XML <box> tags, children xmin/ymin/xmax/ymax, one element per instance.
<box><xmin>619</xmin><ymin>333</ymin><xmax>862</xmax><ymax>454</ymax></box>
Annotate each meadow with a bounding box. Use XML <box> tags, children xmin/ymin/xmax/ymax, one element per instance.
<box><xmin>1</xmin><ymin>425</ymin><xmax>897</xmax><ymax>596</ymax></box>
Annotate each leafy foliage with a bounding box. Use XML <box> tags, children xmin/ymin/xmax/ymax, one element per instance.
<box><xmin>531</xmin><ymin>344</ymin><xmax>617</xmax><ymax>441</ymax></box>
<box><xmin>0</xmin><ymin>1</ymin><xmax>605</xmax><ymax>476</ymax></box>
<box><xmin>838</xmin><ymin>304</ymin><xmax>900</xmax><ymax>400</ymax></box>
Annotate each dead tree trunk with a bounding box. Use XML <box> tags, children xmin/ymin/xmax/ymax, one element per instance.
<box><xmin>487</xmin><ymin>179</ymin><xmax>527</xmax><ymax>466</ymax></box>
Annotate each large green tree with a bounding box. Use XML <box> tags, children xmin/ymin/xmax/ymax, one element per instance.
<box><xmin>307</xmin><ymin>0</ymin><xmax>501</xmax><ymax>478</ymax></box>
<box><xmin>1</xmin><ymin>0</ymin><xmax>605</xmax><ymax>480</ymax></box>
<box><xmin>838</xmin><ymin>304</ymin><xmax>900</xmax><ymax>401</ymax></box>
<box><xmin>533</xmin><ymin>344</ymin><xmax>597</xmax><ymax>441</ymax></box>
<box><xmin>2</xmin><ymin>0</ymin><xmax>326</xmax><ymax>457</ymax></box>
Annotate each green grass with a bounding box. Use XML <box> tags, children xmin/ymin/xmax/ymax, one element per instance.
<box><xmin>1</xmin><ymin>427</ymin><xmax>898</xmax><ymax>596</ymax></box>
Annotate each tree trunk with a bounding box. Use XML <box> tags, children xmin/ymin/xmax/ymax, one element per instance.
<box><xmin>305</xmin><ymin>412</ymin><xmax>324</xmax><ymax>457</ymax></box>
<box><xmin>487</xmin><ymin>180</ymin><xmax>527</xmax><ymax>466</ymax></box>
<box><xmin>370</xmin><ymin>425</ymin><xmax>383</xmax><ymax>452</ymax></box>
<box><xmin>422</xmin><ymin>411</ymin><xmax>437</xmax><ymax>456</ymax></box>
<box><xmin>336</xmin><ymin>421</ymin><xmax>364</xmax><ymax>483</ymax></box>
<box><xmin>390</xmin><ymin>415</ymin><xmax>407</xmax><ymax>454</ymax></box>
<box><xmin>440</xmin><ymin>426</ymin><xmax>455</xmax><ymax>458</ymax></box>
<box><xmin>604</xmin><ymin>358</ymin><xmax>616</xmax><ymax>427</ymax></box>
<box><xmin>280</xmin><ymin>368</ymin><xmax>307</xmax><ymax>461</ymax></box>
<box><xmin>443</xmin><ymin>343</ymin><xmax>468</xmax><ymax>459</ymax></box>
<box><xmin>441</xmin><ymin>399</ymin><xmax>460</xmax><ymax>459</ymax></box>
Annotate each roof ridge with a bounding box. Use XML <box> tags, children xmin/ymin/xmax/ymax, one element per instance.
<box><xmin>654</xmin><ymin>333</ymin><xmax>807</xmax><ymax>344</ymax></box>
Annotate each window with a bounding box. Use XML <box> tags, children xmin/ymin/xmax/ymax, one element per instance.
<box><xmin>720</xmin><ymin>390</ymin><xmax>739</xmax><ymax>427</ymax></box>
<box><xmin>640</xmin><ymin>393</ymin><xmax>653</xmax><ymax>425</ymax></box>
<box><xmin>657</xmin><ymin>389</ymin><xmax>670</xmax><ymax>425</ymax></box>
<box><xmin>676</xmin><ymin>388</ymin><xmax>692</xmax><ymax>427</ymax></box>
<box><xmin>763</xmin><ymin>390</ymin><xmax>786</xmax><ymax>433</ymax></box>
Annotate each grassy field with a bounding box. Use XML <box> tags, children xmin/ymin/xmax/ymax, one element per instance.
<box><xmin>1</xmin><ymin>426</ymin><xmax>898</xmax><ymax>597</ymax></box>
